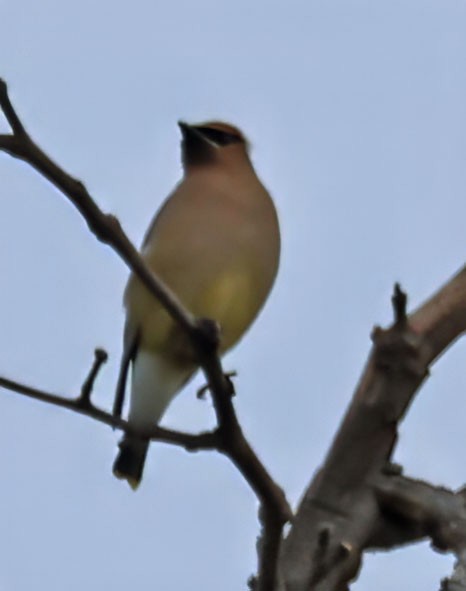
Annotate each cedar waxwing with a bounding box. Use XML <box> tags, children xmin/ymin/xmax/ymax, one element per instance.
<box><xmin>113</xmin><ymin>121</ymin><xmax>280</xmax><ymax>488</ymax></box>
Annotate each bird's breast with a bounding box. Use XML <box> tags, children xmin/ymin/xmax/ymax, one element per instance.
<box><xmin>125</xmin><ymin>172</ymin><xmax>280</xmax><ymax>358</ymax></box>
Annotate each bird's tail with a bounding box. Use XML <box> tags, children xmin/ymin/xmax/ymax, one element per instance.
<box><xmin>113</xmin><ymin>435</ymin><xmax>149</xmax><ymax>490</ymax></box>
<box><xmin>112</xmin><ymin>350</ymin><xmax>195</xmax><ymax>490</ymax></box>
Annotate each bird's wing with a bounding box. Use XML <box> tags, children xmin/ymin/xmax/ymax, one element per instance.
<box><xmin>112</xmin><ymin>322</ymin><xmax>140</xmax><ymax>419</ymax></box>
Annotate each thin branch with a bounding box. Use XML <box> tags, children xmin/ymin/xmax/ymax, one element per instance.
<box><xmin>392</xmin><ymin>282</ymin><xmax>407</xmax><ymax>326</ymax></box>
<box><xmin>0</xmin><ymin>357</ymin><xmax>290</xmax><ymax>583</ymax></box>
<box><xmin>0</xmin><ymin>109</ymin><xmax>197</xmax><ymax>337</ymax></box>
<box><xmin>255</xmin><ymin>506</ymin><xmax>286</xmax><ymax>591</ymax></box>
<box><xmin>0</xmin><ymin>80</ymin><xmax>26</xmax><ymax>135</ymax></box>
<box><xmin>79</xmin><ymin>348</ymin><xmax>108</xmax><ymax>406</ymax></box>
<box><xmin>0</xmin><ymin>368</ymin><xmax>219</xmax><ymax>450</ymax></box>
<box><xmin>0</xmin><ymin>79</ymin><xmax>291</xmax><ymax>585</ymax></box>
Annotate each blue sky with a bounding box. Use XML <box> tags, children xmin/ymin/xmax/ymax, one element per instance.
<box><xmin>1</xmin><ymin>1</ymin><xmax>466</xmax><ymax>589</ymax></box>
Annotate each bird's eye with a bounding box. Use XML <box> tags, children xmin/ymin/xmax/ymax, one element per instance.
<box><xmin>197</xmin><ymin>127</ymin><xmax>242</xmax><ymax>146</ymax></box>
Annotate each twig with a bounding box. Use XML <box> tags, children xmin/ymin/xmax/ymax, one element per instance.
<box><xmin>0</xmin><ymin>357</ymin><xmax>290</xmax><ymax>581</ymax></box>
<box><xmin>0</xmin><ymin>79</ymin><xmax>291</xmax><ymax>586</ymax></box>
<box><xmin>392</xmin><ymin>282</ymin><xmax>407</xmax><ymax>327</ymax></box>
<box><xmin>0</xmin><ymin>80</ymin><xmax>26</xmax><ymax>136</ymax></box>
<box><xmin>0</xmin><ymin>366</ymin><xmax>219</xmax><ymax>450</ymax></box>
<box><xmin>79</xmin><ymin>348</ymin><xmax>108</xmax><ymax>407</ymax></box>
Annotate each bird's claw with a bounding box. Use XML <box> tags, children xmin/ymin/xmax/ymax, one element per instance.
<box><xmin>196</xmin><ymin>370</ymin><xmax>237</xmax><ymax>399</ymax></box>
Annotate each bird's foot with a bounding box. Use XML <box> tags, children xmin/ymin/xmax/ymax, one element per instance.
<box><xmin>195</xmin><ymin>317</ymin><xmax>221</xmax><ymax>352</ymax></box>
<box><xmin>197</xmin><ymin>370</ymin><xmax>237</xmax><ymax>399</ymax></box>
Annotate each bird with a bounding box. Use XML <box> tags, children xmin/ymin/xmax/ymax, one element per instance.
<box><xmin>112</xmin><ymin>120</ymin><xmax>281</xmax><ymax>489</ymax></box>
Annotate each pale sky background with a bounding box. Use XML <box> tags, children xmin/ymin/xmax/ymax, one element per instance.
<box><xmin>0</xmin><ymin>1</ymin><xmax>465</xmax><ymax>589</ymax></box>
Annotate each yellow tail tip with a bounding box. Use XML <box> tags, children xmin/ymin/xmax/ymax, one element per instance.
<box><xmin>113</xmin><ymin>469</ymin><xmax>141</xmax><ymax>491</ymax></box>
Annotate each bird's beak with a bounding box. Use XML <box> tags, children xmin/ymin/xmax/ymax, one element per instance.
<box><xmin>178</xmin><ymin>121</ymin><xmax>204</xmax><ymax>141</ymax></box>
<box><xmin>178</xmin><ymin>120</ymin><xmax>190</xmax><ymax>135</ymax></box>
<box><xmin>178</xmin><ymin>121</ymin><xmax>218</xmax><ymax>148</ymax></box>
<box><xmin>178</xmin><ymin>121</ymin><xmax>217</xmax><ymax>167</ymax></box>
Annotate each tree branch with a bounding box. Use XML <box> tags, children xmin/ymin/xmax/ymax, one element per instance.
<box><xmin>278</xmin><ymin>270</ymin><xmax>466</xmax><ymax>590</ymax></box>
<box><xmin>374</xmin><ymin>474</ymin><xmax>466</xmax><ymax>551</ymax></box>
<box><xmin>375</xmin><ymin>474</ymin><xmax>466</xmax><ymax>591</ymax></box>
<box><xmin>0</xmin><ymin>79</ymin><xmax>291</xmax><ymax>588</ymax></box>
<box><xmin>0</xmin><ymin>349</ymin><xmax>219</xmax><ymax>450</ymax></box>
<box><xmin>0</xmin><ymin>80</ymin><xmax>26</xmax><ymax>135</ymax></box>
<box><xmin>257</xmin><ymin>506</ymin><xmax>286</xmax><ymax>591</ymax></box>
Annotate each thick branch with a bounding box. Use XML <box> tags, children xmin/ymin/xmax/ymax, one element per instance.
<box><xmin>374</xmin><ymin>474</ymin><xmax>466</xmax><ymax>552</ymax></box>
<box><xmin>375</xmin><ymin>474</ymin><xmax>466</xmax><ymax>591</ymax></box>
<box><xmin>278</xmin><ymin>270</ymin><xmax>466</xmax><ymax>590</ymax></box>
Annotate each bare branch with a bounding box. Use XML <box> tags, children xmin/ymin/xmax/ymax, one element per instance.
<box><xmin>441</xmin><ymin>557</ymin><xmax>466</xmax><ymax>591</ymax></box>
<box><xmin>0</xmin><ymin>363</ymin><xmax>219</xmax><ymax>450</ymax></box>
<box><xmin>0</xmin><ymin>79</ymin><xmax>291</xmax><ymax>586</ymax></box>
<box><xmin>375</xmin><ymin>474</ymin><xmax>466</xmax><ymax>591</ymax></box>
<box><xmin>410</xmin><ymin>266</ymin><xmax>466</xmax><ymax>365</ymax></box>
<box><xmin>278</xmin><ymin>268</ymin><xmax>466</xmax><ymax>590</ymax></box>
<box><xmin>374</xmin><ymin>474</ymin><xmax>466</xmax><ymax>551</ymax></box>
<box><xmin>0</xmin><ymin>80</ymin><xmax>26</xmax><ymax>135</ymax></box>
<box><xmin>392</xmin><ymin>282</ymin><xmax>407</xmax><ymax>326</ymax></box>
<box><xmin>254</xmin><ymin>506</ymin><xmax>286</xmax><ymax>591</ymax></box>
<box><xmin>79</xmin><ymin>348</ymin><xmax>108</xmax><ymax>406</ymax></box>
<box><xmin>0</xmin><ymin>88</ymin><xmax>197</xmax><ymax>337</ymax></box>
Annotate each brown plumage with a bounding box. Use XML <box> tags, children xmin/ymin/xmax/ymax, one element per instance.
<box><xmin>113</xmin><ymin>121</ymin><xmax>280</xmax><ymax>488</ymax></box>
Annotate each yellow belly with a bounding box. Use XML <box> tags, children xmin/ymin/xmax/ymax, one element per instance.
<box><xmin>125</xmin><ymin>266</ymin><xmax>263</xmax><ymax>359</ymax></box>
<box><xmin>191</xmin><ymin>269</ymin><xmax>258</xmax><ymax>351</ymax></box>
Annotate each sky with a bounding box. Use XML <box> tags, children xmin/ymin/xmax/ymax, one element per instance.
<box><xmin>0</xmin><ymin>1</ymin><xmax>465</xmax><ymax>589</ymax></box>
